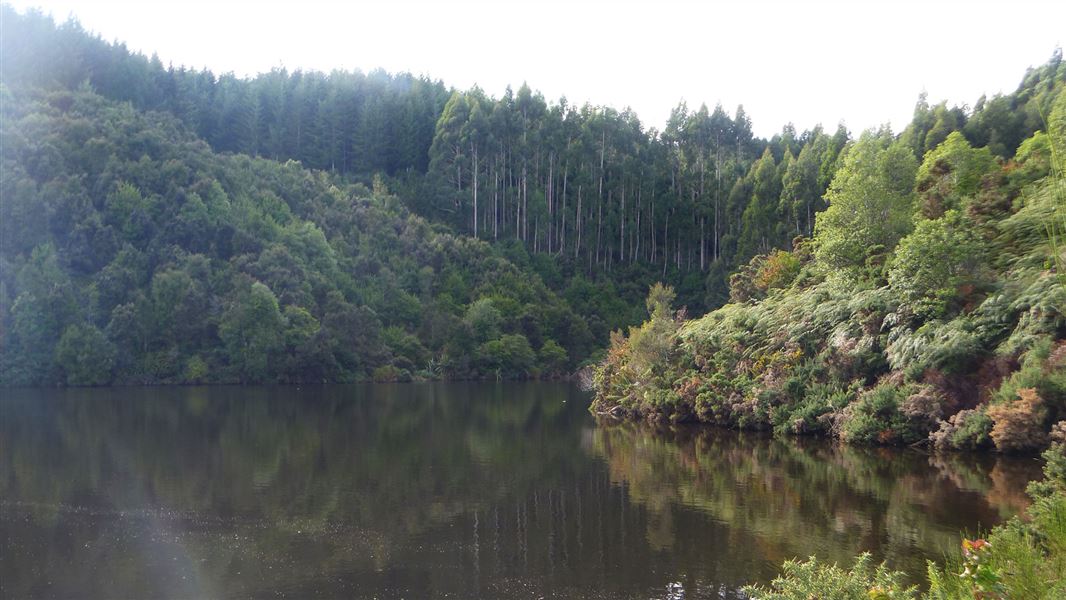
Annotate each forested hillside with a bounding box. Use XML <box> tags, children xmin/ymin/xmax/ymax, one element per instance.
<box><xmin>1</xmin><ymin>5</ymin><xmax>1063</xmax><ymax>389</ymax></box>
<box><xmin>1</xmin><ymin>6</ymin><xmax>831</xmax><ymax>316</ymax></box>
<box><xmin>0</xmin><ymin>85</ymin><xmax>601</xmax><ymax>385</ymax></box>
<box><xmin>593</xmin><ymin>64</ymin><xmax>1066</xmax><ymax>454</ymax></box>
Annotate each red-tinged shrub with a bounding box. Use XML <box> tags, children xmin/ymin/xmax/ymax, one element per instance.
<box><xmin>988</xmin><ymin>388</ymin><xmax>1049</xmax><ymax>452</ymax></box>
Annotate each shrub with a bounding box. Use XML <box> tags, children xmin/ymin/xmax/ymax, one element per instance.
<box><xmin>371</xmin><ymin>364</ymin><xmax>412</xmax><ymax>382</ymax></box>
<box><xmin>994</xmin><ymin>338</ymin><xmax>1066</xmax><ymax>415</ymax></box>
<box><xmin>538</xmin><ymin>339</ymin><xmax>569</xmax><ymax>376</ymax></box>
<box><xmin>1027</xmin><ymin>430</ymin><xmax>1066</xmax><ymax>501</ymax></box>
<box><xmin>930</xmin><ymin>408</ymin><xmax>995</xmax><ymax>450</ymax></box>
<box><xmin>899</xmin><ymin>385</ymin><xmax>946</xmax><ymax>432</ymax></box>
<box><xmin>729</xmin><ymin>256</ymin><xmax>766</xmax><ymax>303</ymax></box>
<box><xmin>987</xmin><ymin>388</ymin><xmax>1049</xmax><ymax>452</ymax></box>
<box><xmin>54</xmin><ymin>323</ymin><xmax>116</xmax><ymax>386</ymax></box>
<box><xmin>183</xmin><ymin>355</ymin><xmax>210</xmax><ymax>383</ymax></box>
<box><xmin>464</xmin><ymin>297</ymin><xmax>501</xmax><ymax>343</ymax></box>
<box><xmin>841</xmin><ymin>383</ymin><xmax>920</xmax><ymax>445</ymax></box>
<box><xmin>887</xmin><ymin>319</ymin><xmax>985</xmax><ymax>379</ymax></box>
<box><xmin>914</xmin><ymin>131</ymin><xmax>995</xmax><ymax>218</ymax></box>
<box><xmin>888</xmin><ymin>211</ymin><xmax>988</xmax><ymax>317</ymax></box>
<box><xmin>730</xmin><ymin>250</ymin><xmax>802</xmax><ymax>303</ymax></box>
<box><xmin>626</xmin><ymin>285</ymin><xmax>680</xmax><ymax>376</ymax></box>
<box><xmin>755</xmin><ymin>250</ymin><xmax>802</xmax><ymax>293</ymax></box>
<box><xmin>742</xmin><ymin>553</ymin><xmax>916</xmax><ymax>600</ymax></box>
<box><xmin>476</xmin><ymin>333</ymin><xmax>535</xmax><ymax>378</ymax></box>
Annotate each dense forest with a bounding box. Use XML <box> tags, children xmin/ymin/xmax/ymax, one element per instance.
<box><xmin>0</xmin><ymin>5</ymin><xmax>843</xmax><ymax>319</ymax></box>
<box><xmin>2</xmin><ymin>4</ymin><xmax>1066</xmax><ymax>598</ymax></box>
<box><xmin>0</xmin><ymin>5</ymin><xmax>1063</xmax><ymax>390</ymax></box>
<box><xmin>592</xmin><ymin>60</ymin><xmax>1065</xmax><ymax>454</ymax></box>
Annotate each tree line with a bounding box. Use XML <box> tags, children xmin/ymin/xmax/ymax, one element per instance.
<box><xmin>0</xmin><ymin>5</ymin><xmax>1062</xmax><ymax>385</ymax></box>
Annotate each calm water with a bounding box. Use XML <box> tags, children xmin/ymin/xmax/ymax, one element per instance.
<box><xmin>0</xmin><ymin>383</ymin><xmax>1043</xmax><ymax>599</ymax></box>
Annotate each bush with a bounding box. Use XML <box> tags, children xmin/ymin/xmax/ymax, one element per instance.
<box><xmin>930</xmin><ymin>408</ymin><xmax>995</xmax><ymax>451</ymax></box>
<box><xmin>729</xmin><ymin>250</ymin><xmax>802</xmax><ymax>303</ymax></box>
<box><xmin>54</xmin><ymin>323</ymin><xmax>116</xmax><ymax>386</ymax></box>
<box><xmin>888</xmin><ymin>211</ymin><xmax>988</xmax><ymax>317</ymax></box>
<box><xmin>927</xmin><ymin>444</ymin><xmax>1066</xmax><ymax>600</ymax></box>
<box><xmin>371</xmin><ymin>364</ymin><xmax>412</xmax><ymax>382</ymax></box>
<box><xmin>841</xmin><ymin>383</ymin><xmax>929</xmax><ymax>445</ymax></box>
<box><xmin>742</xmin><ymin>553</ymin><xmax>916</xmax><ymax>600</ymax></box>
<box><xmin>183</xmin><ymin>355</ymin><xmax>210</xmax><ymax>383</ymax></box>
<box><xmin>988</xmin><ymin>388</ymin><xmax>1049</xmax><ymax>452</ymax></box>
<box><xmin>476</xmin><ymin>334</ymin><xmax>535</xmax><ymax>378</ymax></box>
<box><xmin>626</xmin><ymin>284</ymin><xmax>679</xmax><ymax>376</ymax></box>
<box><xmin>994</xmin><ymin>338</ymin><xmax>1066</xmax><ymax>414</ymax></box>
<box><xmin>914</xmin><ymin>131</ymin><xmax>995</xmax><ymax>218</ymax></box>
<box><xmin>538</xmin><ymin>339</ymin><xmax>569</xmax><ymax>376</ymax></box>
<box><xmin>899</xmin><ymin>385</ymin><xmax>946</xmax><ymax>432</ymax></box>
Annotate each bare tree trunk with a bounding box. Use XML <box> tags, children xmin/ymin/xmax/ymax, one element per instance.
<box><xmin>646</xmin><ymin>205</ymin><xmax>650</xmax><ymax>263</ymax></box>
<box><xmin>496</xmin><ymin>165</ymin><xmax>501</xmax><ymax>240</ymax></box>
<box><xmin>472</xmin><ymin>144</ymin><xmax>478</xmax><ymax>238</ymax></box>
<box><xmin>560</xmin><ymin>163</ymin><xmax>568</xmax><ymax>254</ymax></box>
<box><xmin>575</xmin><ymin>184</ymin><xmax>582</xmax><ymax>260</ymax></box>
<box><xmin>547</xmin><ymin>153</ymin><xmax>553</xmax><ymax>253</ymax></box>
<box><xmin>596</xmin><ymin>193</ymin><xmax>603</xmax><ymax>270</ymax></box>
<box><xmin>619</xmin><ymin>181</ymin><xmax>625</xmax><ymax>266</ymax></box>
<box><xmin>634</xmin><ymin>183</ymin><xmax>641</xmax><ymax>263</ymax></box>
<box><xmin>662</xmin><ymin>210</ymin><xmax>669</xmax><ymax>278</ymax></box>
<box><xmin>715</xmin><ymin>132</ymin><xmax>721</xmax><ymax>261</ymax></box>
<box><xmin>522</xmin><ymin>166</ymin><xmax>528</xmax><ymax>242</ymax></box>
<box><xmin>700</xmin><ymin>216</ymin><xmax>705</xmax><ymax>270</ymax></box>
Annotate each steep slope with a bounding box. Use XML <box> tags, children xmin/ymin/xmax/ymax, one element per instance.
<box><xmin>0</xmin><ymin>87</ymin><xmax>594</xmax><ymax>385</ymax></box>
<box><xmin>592</xmin><ymin>90</ymin><xmax>1066</xmax><ymax>454</ymax></box>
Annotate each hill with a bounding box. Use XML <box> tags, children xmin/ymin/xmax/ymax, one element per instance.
<box><xmin>592</xmin><ymin>85</ymin><xmax>1066</xmax><ymax>453</ymax></box>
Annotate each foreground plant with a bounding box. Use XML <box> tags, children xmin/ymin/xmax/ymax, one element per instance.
<box><xmin>745</xmin><ymin>441</ymin><xmax>1066</xmax><ymax>600</ymax></box>
<box><xmin>740</xmin><ymin>553</ymin><xmax>917</xmax><ymax>600</ymax></box>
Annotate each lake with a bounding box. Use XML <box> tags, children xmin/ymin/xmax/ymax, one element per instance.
<box><xmin>0</xmin><ymin>383</ymin><xmax>1043</xmax><ymax>599</ymax></box>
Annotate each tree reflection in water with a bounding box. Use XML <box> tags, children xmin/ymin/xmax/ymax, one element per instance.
<box><xmin>0</xmin><ymin>384</ymin><xmax>1042</xmax><ymax>599</ymax></box>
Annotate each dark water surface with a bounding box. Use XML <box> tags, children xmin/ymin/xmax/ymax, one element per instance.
<box><xmin>0</xmin><ymin>383</ymin><xmax>1043</xmax><ymax>599</ymax></box>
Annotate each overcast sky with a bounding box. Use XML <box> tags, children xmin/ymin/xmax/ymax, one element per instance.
<box><xmin>6</xmin><ymin>0</ymin><xmax>1065</xmax><ymax>138</ymax></box>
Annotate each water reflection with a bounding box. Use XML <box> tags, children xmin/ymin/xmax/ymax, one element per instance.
<box><xmin>0</xmin><ymin>384</ymin><xmax>1042</xmax><ymax>599</ymax></box>
<box><xmin>588</xmin><ymin>422</ymin><xmax>1041</xmax><ymax>582</ymax></box>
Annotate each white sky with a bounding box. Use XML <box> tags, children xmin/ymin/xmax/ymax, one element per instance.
<box><xmin>6</xmin><ymin>0</ymin><xmax>1065</xmax><ymax>138</ymax></box>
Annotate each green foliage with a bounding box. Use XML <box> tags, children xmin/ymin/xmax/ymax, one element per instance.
<box><xmin>888</xmin><ymin>211</ymin><xmax>988</xmax><ymax>317</ymax></box>
<box><xmin>1046</xmin><ymin>87</ymin><xmax>1066</xmax><ymax>281</ymax></box>
<box><xmin>371</xmin><ymin>364</ymin><xmax>412</xmax><ymax>382</ymax></box>
<box><xmin>742</xmin><ymin>553</ymin><xmax>917</xmax><ymax>600</ymax></box>
<box><xmin>0</xmin><ymin>7</ymin><xmax>1063</xmax><ymax>399</ymax></box>
<box><xmin>219</xmin><ymin>281</ymin><xmax>285</xmax><ymax>383</ymax></box>
<box><xmin>915</xmin><ymin>131</ymin><xmax>995</xmax><ymax>218</ymax></box>
<box><xmin>645</xmin><ymin>282</ymin><xmax>676</xmax><ymax>320</ymax></box>
<box><xmin>930</xmin><ymin>408</ymin><xmax>995</xmax><ymax>451</ymax></box>
<box><xmin>465</xmin><ymin>297</ymin><xmax>502</xmax><ymax>343</ymax></box>
<box><xmin>538</xmin><ymin>339</ymin><xmax>569</xmax><ymax>376</ymax></box>
<box><xmin>476</xmin><ymin>334</ymin><xmax>536</xmax><ymax>378</ymax></box>
<box><xmin>0</xmin><ymin>84</ymin><xmax>596</xmax><ymax>384</ymax></box>
<box><xmin>183</xmin><ymin>355</ymin><xmax>210</xmax><ymax>383</ymax></box>
<box><xmin>926</xmin><ymin>443</ymin><xmax>1066</xmax><ymax>599</ymax></box>
<box><xmin>729</xmin><ymin>249</ymin><xmax>802</xmax><ymax>303</ymax></box>
<box><xmin>814</xmin><ymin>133</ymin><xmax>918</xmax><ymax>271</ymax></box>
<box><xmin>54</xmin><ymin>323</ymin><xmax>115</xmax><ymax>386</ymax></box>
<box><xmin>738</xmin><ymin>149</ymin><xmax>782</xmax><ymax>259</ymax></box>
<box><xmin>594</xmin><ymin>112</ymin><xmax>1062</xmax><ymax>447</ymax></box>
<box><xmin>627</xmin><ymin>284</ymin><xmax>680</xmax><ymax>377</ymax></box>
<box><xmin>750</xmin><ymin>442</ymin><xmax>1066</xmax><ymax>600</ymax></box>
<box><xmin>993</xmin><ymin>338</ymin><xmax>1066</xmax><ymax>415</ymax></box>
<box><xmin>841</xmin><ymin>382</ymin><xmax>924</xmax><ymax>445</ymax></box>
<box><xmin>981</xmin><ymin>339</ymin><xmax>1066</xmax><ymax>452</ymax></box>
